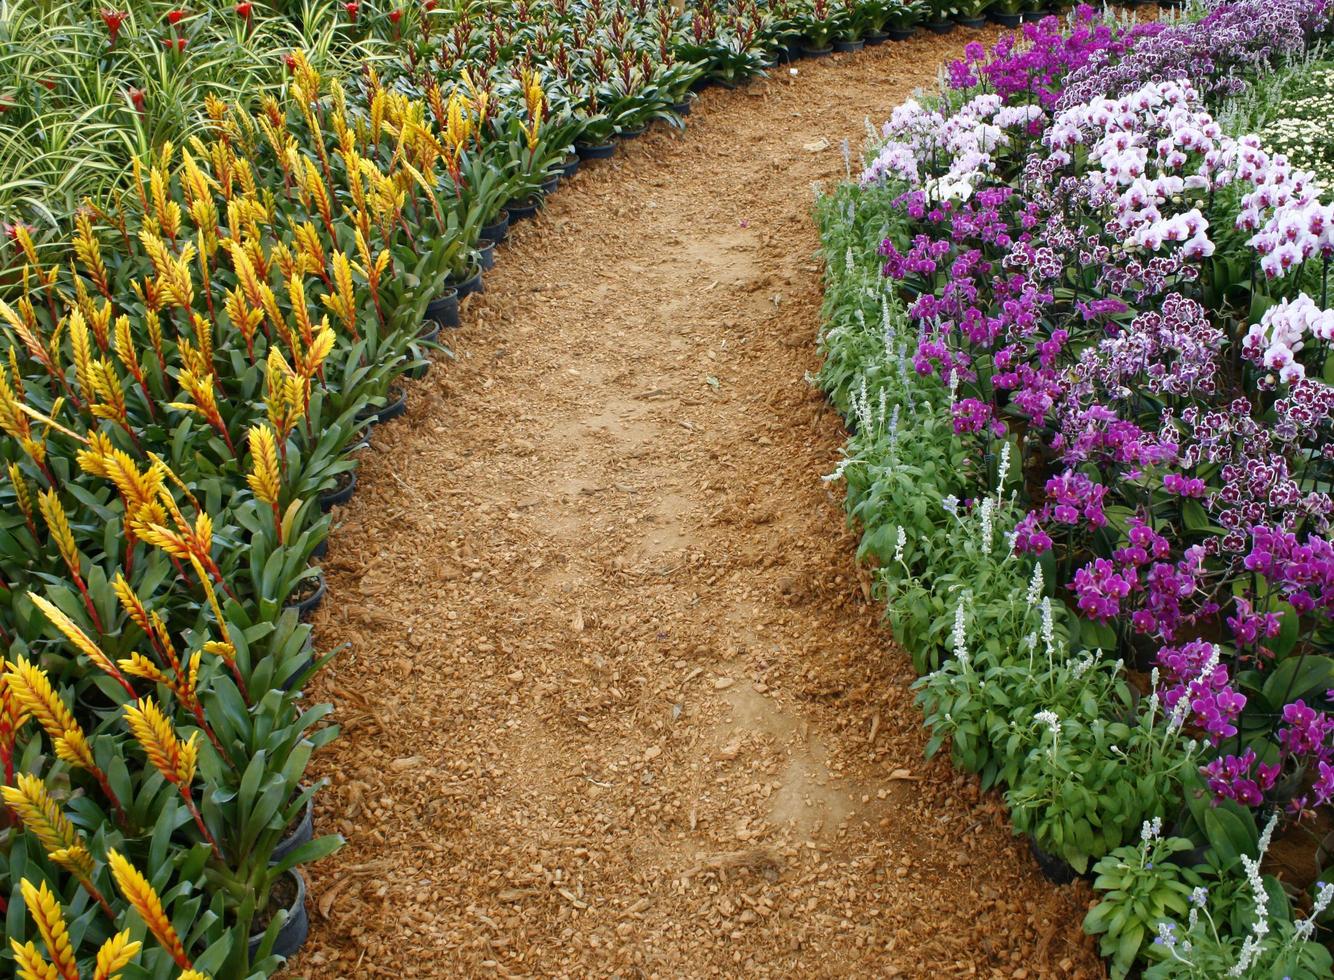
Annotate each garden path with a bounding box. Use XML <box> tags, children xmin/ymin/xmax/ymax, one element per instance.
<box><xmin>289</xmin><ymin>36</ymin><xmax>1105</xmax><ymax>979</ymax></box>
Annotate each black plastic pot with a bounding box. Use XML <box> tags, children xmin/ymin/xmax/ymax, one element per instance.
<box><xmin>271</xmin><ymin>795</ymin><xmax>314</xmax><ymax>864</ymax></box>
<box><xmin>479</xmin><ymin>210</ymin><xmax>509</xmax><ymax>246</ymax></box>
<box><xmin>318</xmin><ymin>472</ymin><xmax>356</xmax><ymax>512</ymax></box>
<box><xmin>575</xmin><ymin>141</ymin><xmax>616</xmax><ymax>160</ymax></box>
<box><xmin>560</xmin><ymin>154</ymin><xmax>580</xmax><ymax>180</ymax></box>
<box><xmin>926</xmin><ymin>19</ymin><xmax>955</xmax><ymax>33</ymax></box>
<box><xmin>1021</xmin><ymin>7</ymin><xmax>1052</xmax><ymax>20</ymax></box>
<box><xmin>357</xmin><ymin>385</ymin><xmax>407</xmax><ymax>426</ymax></box>
<box><xmin>619</xmin><ymin>124</ymin><xmax>647</xmax><ymax>138</ymax></box>
<box><xmin>1028</xmin><ymin>834</ymin><xmax>1078</xmax><ymax>885</ymax></box>
<box><xmin>672</xmin><ymin>98</ymin><xmax>693</xmax><ymax>116</ymax></box>
<box><xmin>478</xmin><ymin>238</ymin><xmax>496</xmax><ymax>272</ymax></box>
<box><xmin>833</xmin><ymin>37</ymin><xmax>864</xmax><ymax>51</ymax></box>
<box><xmin>886</xmin><ymin>26</ymin><xmax>917</xmax><ymax>39</ymax></box>
<box><xmin>284</xmin><ymin>570</ymin><xmax>327</xmax><ymax>620</ymax></box>
<box><xmin>957</xmin><ymin>14</ymin><xmax>988</xmax><ymax>26</ymax></box>
<box><xmin>451</xmin><ymin>267</ymin><xmax>484</xmax><ymax>298</ymax></box>
<box><xmin>800</xmin><ymin>43</ymin><xmax>834</xmax><ymax>56</ymax></box>
<box><xmin>505</xmin><ymin>195</ymin><xmax>540</xmax><ymax>222</ymax></box>
<box><xmin>425</xmin><ymin>289</ymin><xmax>459</xmax><ymax>329</ymax></box>
<box><xmin>540</xmin><ymin>174</ymin><xmax>559</xmax><ymax>196</ymax></box>
<box><xmin>989</xmin><ymin>10</ymin><xmax>1023</xmax><ymax>25</ymax></box>
<box><xmin>784</xmin><ymin>42</ymin><xmax>804</xmax><ymax>61</ymax></box>
<box><xmin>248</xmin><ymin>870</ymin><xmax>309</xmax><ymax>961</ymax></box>
<box><xmin>310</xmin><ymin>537</ymin><xmax>328</xmax><ymax>561</ymax></box>
<box><xmin>864</xmin><ymin>29</ymin><xmax>889</xmax><ymax>44</ymax></box>
<box><xmin>419</xmin><ymin>320</ymin><xmax>441</xmax><ymax>345</ymax></box>
<box><xmin>342</xmin><ymin>427</ymin><xmax>372</xmax><ymax>455</ymax></box>
<box><xmin>375</xmin><ymin>384</ymin><xmax>407</xmax><ymax>422</ymax></box>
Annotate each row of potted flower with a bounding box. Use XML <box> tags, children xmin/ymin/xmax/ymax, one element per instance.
<box><xmin>0</xmin><ymin>0</ymin><xmax>793</xmax><ymax>971</ymax></box>
<box><xmin>819</xmin><ymin>1</ymin><xmax>1334</xmax><ymax>976</ymax></box>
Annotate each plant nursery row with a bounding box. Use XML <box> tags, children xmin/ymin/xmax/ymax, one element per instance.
<box><xmin>819</xmin><ymin>1</ymin><xmax>1334</xmax><ymax>975</ymax></box>
<box><xmin>0</xmin><ymin>0</ymin><xmax>1141</xmax><ymax>976</ymax></box>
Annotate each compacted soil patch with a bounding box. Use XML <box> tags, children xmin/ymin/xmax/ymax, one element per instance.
<box><xmin>289</xmin><ymin>34</ymin><xmax>1105</xmax><ymax>979</ymax></box>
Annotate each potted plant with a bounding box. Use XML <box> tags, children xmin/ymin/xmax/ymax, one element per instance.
<box><xmin>955</xmin><ymin>0</ymin><xmax>992</xmax><ymax>27</ymax></box>
<box><xmin>925</xmin><ymin>0</ymin><xmax>958</xmax><ymax>32</ymax></box>
<box><xmin>883</xmin><ymin>0</ymin><xmax>926</xmax><ymax>38</ymax></box>
<box><xmin>797</xmin><ymin>0</ymin><xmax>839</xmax><ymax>54</ymax></box>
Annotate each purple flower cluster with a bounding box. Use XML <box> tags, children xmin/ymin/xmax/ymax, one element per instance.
<box><xmin>1057</xmin><ymin>0</ymin><xmax>1331</xmax><ymax>108</ymax></box>
<box><xmin>947</xmin><ymin>6</ymin><xmax>1164</xmax><ymax>109</ymax></box>
<box><xmin>1158</xmin><ymin>640</ymin><xmax>1247</xmax><ymax>743</ymax></box>
<box><xmin>858</xmin><ymin>0</ymin><xmax>1334</xmax><ymax>823</ymax></box>
<box><xmin>1203</xmin><ymin>749</ymin><xmax>1280</xmax><ymax>807</ymax></box>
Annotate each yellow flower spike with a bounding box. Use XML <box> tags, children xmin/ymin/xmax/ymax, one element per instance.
<box><xmin>178</xmin><ymin>973</ymin><xmax>211</xmax><ymax>980</ymax></box>
<box><xmin>73</xmin><ymin>211</ymin><xmax>110</xmax><ymax>298</ymax></box>
<box><xmin>118</xmin><ymin>652</ymin><xmax>170</xmax><ymax>687</ymax></box>
<box><xmin>89</xmin><ymin>360</ymin><xmax>129</xmax><ymax>428</ymax></box>
<box><xmin>9</xmin><ymin>939</ymin><xmax>60</xmax><ymax>980</ymax></box>
<box><xmin>111</xmin><ymin>314</ymin><xmax>142</xmax><ymax>380</ymax></box>
<box><xmin>246</xmin><ymin>424</ymin><xmax>282</xmax><ymax>510</ymax></box>
<box><xmin>13</xmin><ymin>222</ymin><xmax>40</xmax><ymax>266</ymax></box>
<box><xmin>322</xmin><ymin>251</ymin><xmax>358</xmax><ymax>336</ymax></box>
<box><xmin>294</xmin><ymin>222</ymin><xmax>327</xmax><ymax>278</ymax></box>
<box><xmin>123</xmin><ymin>697</ymin><xmax>185</xmax><ymax>782</ymax></box>
<box><xmin>303</xmin><ymin>323</ymin><xmax>335</xmax><ymax>379</ymax></box>
<box><xmin>111</xmin><ymin>574</ymin><xmax>153</xmax><ymax>635</ymax></box>
<box><xmin>1</xmin><ymin>778</ymin><xmax>102</xmax><ymax>909</ymax></box>
<box><xmin>226</xmin><ymin>240</ymin><xmax>265</xmax><ymax>311</ymax></box>
<box><xmin>148</xmin><ymin>166</ymin><xmax>182</xmax><ymax>241</ymax></box>
<box><xmin>288</xmin><ymin>273</ymin><xmax>315</xmax><ymax>347</ymax></box>
<box><xmin>27</xmin><ymin>593</ymin><xmax>133</xmax><ymax>695</ymax></box>
<box><xmin>19</xmin><ymin>879</ymin><xmax>80</xmax><ymax>980</ymax></box>
<box><xmin>88</xmin><ymin>298</ymin><xmax>113</xmax><ymax>353</ymax></box>
<box><xmin>6</xmin><ymin>661</ymin><xmax>76</xmax><ymax>750</ymax></box>
<box><xmin>53</xmin><ymin>726</ymin><xmax>97</xmax><ymax>772</ymax></box>
<box><xmin>36</xmin><ymin>489</ymin><xmax>76</xmax><ymax>565</ymax></box>
<box><xmin>93</xmin><ymin>931</ymin><xmax>142</xmax><ymax>980</ymax></box>
<box><xmin>9</xmin><ymin>461</ymin><xmax>34</xmax><ymax>528</ymax></box>
<box><xmin>106</xmin><ymin>851</ymin><xmax>194</xmax><ymax>970</ymax></box>
<box><xmin>67</xmin><ymin>309</ymin><xmax>96</xmax><ymax>405</ymax></box>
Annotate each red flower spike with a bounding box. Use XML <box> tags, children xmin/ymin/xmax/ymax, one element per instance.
<box><xmin>235</xmin><ymin>1</ymin><xmax>252</xmax><ymax>16</ymax></box>
<box><xmin>128</xmin><ymin>87</ymin><xmax>146</xmax><ymax>112</ymax></box>
<box><xmin>165</xmin><ymin>8</ymin><xmax>186</xmax><ymax>24</ymax></box>
<box><xmin>344</xmin><ymin>1</ymin><xmax>359</xmax><ymax>19</ymax></box>
<box><xmin>100</xmin><ymin>8</ymin><xmax>128</xmax><ymax>45</ymax></box>
<box><xmin>388</xmin><ymin>8</ymin><xmax>402</xmax><ymax>22</ymax></box>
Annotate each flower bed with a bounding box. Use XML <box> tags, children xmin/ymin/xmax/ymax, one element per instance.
<box><xmin>0</xmin><ymin>0</ymin><xmax>1135</xmax><ymax>976</ymax></box>
<box><xmin>818</xmin><ymin>1</ymin><xmax>1334</xmax><ymax>976</ymax></box>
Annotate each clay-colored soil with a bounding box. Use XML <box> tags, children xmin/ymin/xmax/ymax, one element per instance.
<box><xmin>289</xmin><ymin>34</ymin><xmax>1106</xmax><ymax>979</ymax></box>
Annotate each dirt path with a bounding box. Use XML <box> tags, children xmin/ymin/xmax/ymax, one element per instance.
<box><xmin>291</xmin><ymin>36</ymin><xmax>1104</xmax><ymax>979</ymax></box>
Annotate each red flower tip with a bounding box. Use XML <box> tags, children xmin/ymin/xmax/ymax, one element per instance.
<box><xmin>128</xmin><ymin>87</ymin><xmax>146</xmax><ymax>111</ymax></box>
<box><xmin>235</xmin><ymin>1</ymin><xmax>252</xmax><ymax>16</ymax></box>
<box><xmin>100</xmin><ymin>8</ymin><xmax>128</xmax><ymax>42</ymax></box>
<box><xmin>423</xmin><ymin>0</ymin><xmax>437</xmax><ymax>9</ymax></box>
<box><xmin>283</xmin><ymin>52</ymin><xmax>297</xmax><ymax>70</ymax></box>
<box><xmin>165</xmin><ymin>8</ymin><xmax>186</xmax><ymax>24</ymax></box>
<box><xmin>388</xmin><ymin>8</ymin><xmax>402</xmax><ymax>21</ymax></box>
<box><xmin>344</xmin><ymin>0</ymin><xmax>358</xmax><ymax>19</ymax></box>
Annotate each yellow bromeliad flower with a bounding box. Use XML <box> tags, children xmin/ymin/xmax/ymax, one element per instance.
<box><xmin>93</xmin><ymin>931</ymin><xmax>142</xmax><ymax>980</ymax></box>
<box><xmin>106</xmin><ymin>850</ymin><xmax>194</xmax><ymax>970</ymax></box>
<box><xmin>123</xmin><ymin>696</ymin><xmax>198</xmax><ymax>788</ymax></box>
<box><xmin>0</xmin><ymin>773</ymin><xmax>112</xmax><ymax>916</ymax></box>
<box><xmin>16</xmin><ymin>879</ymin><xmax>79</xmax><ymax>980</ymax></box>
<box><xmin>27</xmin><ymin>592</ymin><xmax>134</xmax><ymax>696</ymax></box>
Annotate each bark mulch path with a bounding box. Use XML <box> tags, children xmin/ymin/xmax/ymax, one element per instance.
<box><xmin>287</xmin><ymin>33</ymin><xmax>1106</xmax><ymax>979</ymax></box>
